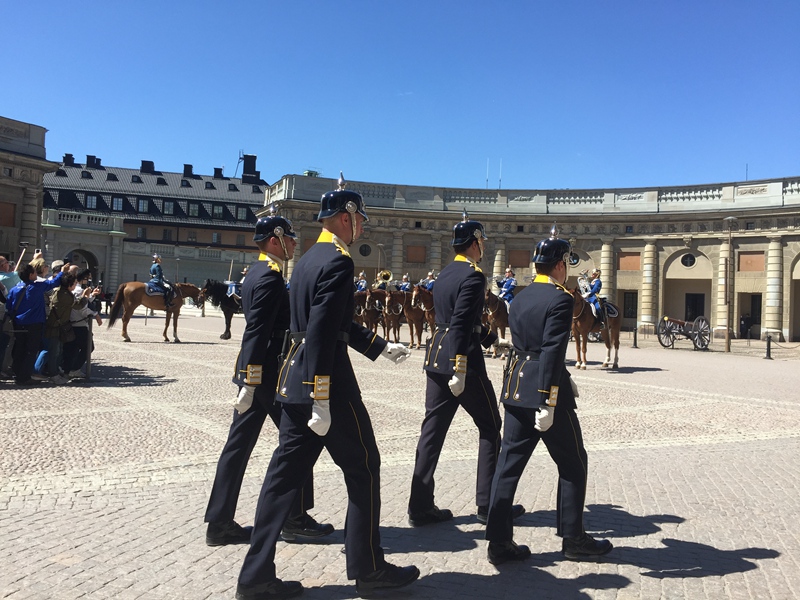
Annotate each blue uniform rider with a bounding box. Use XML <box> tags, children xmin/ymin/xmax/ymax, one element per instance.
<box><xmin>396</xmin><ymin>274</ymin><xmax>412</xmax><ymax>292</ymax></box>
<box><xmin>581</xmin><ymin>268</ymin><xmax>605</xmax><ymax>328</ymax></box>
<box><xmin>423</xmin><ymin>271</ymin><xmax>436</xmax><ymax>291</ymax></box>
<box><xmin>496</xmin><ymin>267</ymin><xmax>517</xmax><ymax>305</ymax></box>
<box><xmin>149</xmin><ymin>254</ymin><xmax>173</xmax><ymax>308</ymax></box>
<box><xmin>355</xmin><ymin>272</ymin><xmax>368</xmax><ymax>292</ymax></box>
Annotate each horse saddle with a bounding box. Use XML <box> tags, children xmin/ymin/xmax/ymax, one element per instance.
<box><xmin>146</xmin><ymin>281</ymin><xmax>167</xmax><ymax>296</ymax></box>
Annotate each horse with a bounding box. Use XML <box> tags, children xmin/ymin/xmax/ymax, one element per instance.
<box><xmin>411</xmin><ymin>284</ymin><xmax>436</xmax><ymax>334</ymax></box>
<box><xmin>354</xmin><ymin>290</ymin><xmax>368</xmax><ymax>326</ymax></box>
<box><xmin>107</xmin><ymin>282</ymin><xmax>202</xmax><ymax>343</ymax></box>
<box><xmin>200</xmin><ymin>279</ymin><xmax>243</xmax><ymax>340</ymax></box>
<box><xmin>365</xmin><ymin>288</ymin><xmax>388</xmax><ymax>337</ymax></box>
<box><xmin>570</xmin><ymin>288</ymin><xmax>621</xmax><ymax>370</ymax></box>
<box><xmin>382</xmin><ymin>290</ymin><xmax>406</xmax><ymax>344</ymax></box>
<box><xmin>402</xmin><ymin>290</ymin><xmax>427</xmax><ymax>349</ymax></box>
<box><xmin>484</xmin><ymin>289</ymin><xmax>510</xmax><ymax>359</ymax></box>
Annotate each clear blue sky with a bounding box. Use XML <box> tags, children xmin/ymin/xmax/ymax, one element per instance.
<box><xmin>3</xmin><ymin>1</ymin><xmax>798</xmax><ymax>190</ymax></box>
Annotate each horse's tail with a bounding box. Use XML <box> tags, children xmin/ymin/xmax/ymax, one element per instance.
<box><xmin>107</xmin><ymin>283</ymin><xmax>126</xmax><ymax>328</ymax></box>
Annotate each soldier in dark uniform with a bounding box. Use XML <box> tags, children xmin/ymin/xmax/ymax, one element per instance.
<box><xmin>235</xmin><ymin>175</ymin><xmax>419</xmax><ymax>600</ymax></box>
<box><xmin>484</xmin><ymin>228</ymin><xmax>612</xmax><ymax>565</ymax></box>
<box><xmin>408</xmin><ymin>211</ymin><xmax>523</xmax><ymax>527</ymax></box>
<box><xmin>204</xmin><ymin>210</ymin><xmax>334</xmax><ymax>548</ymax></box>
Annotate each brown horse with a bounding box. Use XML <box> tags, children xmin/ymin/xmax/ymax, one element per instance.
<box><xmin>484</xmin><ymin>290</ymin><xmax>510</xmax><ymax>358</ymax></box>
<box><xmin>354</xmin><ymin>290</ymin><xmax>368</xmax><ymax>326</ymax></box>
<box><xmin>411</xmin><ymin>284</ymin><xmax>436</xmax><ymax>334</ymax></box>
<box><xmin>383</xmin><ymin>290</ymin><xmax>405</xmax><ymax>343</ymax></box>
<box><xmin>570</xmin><ymin>288</ymin><xmax>620</xmax><ymax>370</ymax></box>
<box><xmin>364</xmin><ymin>288</ymin><xmax>386</xmax><ymax>336</ymax></box>
<box><xmin>107</xmin><ymin>282</ymin><xmax>202</xmax><ymax>343</ymax></box>
<box><xmin>402</xmin><ymin>290</ymin><xmax>427</xmax><ymax>349</ymax></box>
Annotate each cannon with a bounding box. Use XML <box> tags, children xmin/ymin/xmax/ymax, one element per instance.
<box><xmin>656</xmin><ymin>315</ymin><xmax>711</xmax><ymax>350</ymax></box>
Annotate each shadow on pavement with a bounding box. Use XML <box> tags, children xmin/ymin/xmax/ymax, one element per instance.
<box><xmin>520</xmin><ymin>503</ymin><xmax>685</xmax><ymax>538</ymax></box>
<box><xmin>603</xmin><ymin>366</ymin><xmax>664</xmax><ymax>374</ymax></box>
<box><xmin>86</xmin><ymin>363</ymin><xmax>178</xmax><ymax>387</ymax></box>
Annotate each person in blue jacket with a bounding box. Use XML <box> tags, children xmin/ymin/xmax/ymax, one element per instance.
<box><xmin>496</xmin><ymin>267</ymin><xmax>517</xmax><ymax>305</ymax></box>
<box><xmin>149</xmin><ymin>254</ymin><xmax>173</xmax><ymax>308</ymax></box>
<box><xmin>582</xmin><ymin>268</ymin><xmax>605</xmax><ymax>329</ymax></box>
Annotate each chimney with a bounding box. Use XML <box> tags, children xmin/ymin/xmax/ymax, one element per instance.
<box><xmin>241</xmin><ymin>154</ymin><xmax>261</xmax><ymax>184</ymax></box>
<box><xmin>140</xmin><ymin>160</ymin><xmax>155</xmax><ymax>174</ymax></box>
<box><xmin>63</xmin><ymin>153</ymin><xmax>75</xmax><ymax>166</ymax></box>
<box><xmin>213</xmin><ymin>167</ymin><xmax>224</xmax><ymax>179</ymax></box>
<box><xmin>183</xmin><ymin>164</ymin><xmax>194</xmax><ymax>178</ymax></box>
<box><xmin>86</xmin><ymin>155</ymin><xmax>96</xmax><ymax>168</ymax></box>
<box><xmin>95</xmin><ymin>157</ymin><xmax>102</xmax><ymax>167</ymax></box>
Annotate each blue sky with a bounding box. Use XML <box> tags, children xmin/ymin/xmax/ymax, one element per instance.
<box><xmin>3</xmin><ymin>1</ymin><xmax>798</xmax><ymax>190</ymax></box>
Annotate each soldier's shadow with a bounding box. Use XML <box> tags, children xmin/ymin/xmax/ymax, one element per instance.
<box><xmin>380</xmin><ymin>515</ymin><xmax>485</xmax><ymax>554</ymax></box>
<box><xmin>520</xmin><ymin>503</ymin><xmax>685</xmax><ymax>537</ymax></box>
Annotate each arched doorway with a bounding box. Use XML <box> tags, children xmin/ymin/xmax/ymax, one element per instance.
<box><xmin>64</xmin><ymin>248</ymin><xmax>101</xmax><ymax>283</ymax></box>
<box><xmin>662</xmin><ymin>249</ymin><xmax>713</xmax><ymax>322</ymax></box>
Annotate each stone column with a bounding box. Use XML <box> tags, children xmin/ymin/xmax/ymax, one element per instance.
<box><xmin>429</xmin><ymin>233</ymin><xmax>443</xmax><ymax>274</ymax></box>
<box><xmin>391</xmin><ymin>231</ymin><xmax>404</xmax><ymax>275</ymax></box>
<box><xmin>109</xmin><ymin>237</ymin><xmax>121</xmax><ymax>290</ymax></box>
<box><xmin>640</xmin><ymin>238</ymin><xmax>658</xmax><ymax>334</ymax></box>
<box><xmin>764</xmin><ymin>235</ymin><xmax>784</xmax><ymax>340</ymax></box>
<box><xmin>20</xmin><ymin>188</ymin><xmax>41</xmax><ymax>249</ymax></box>
<box><xmin>492</xmin><ymin>238</ymin><xmax>506</xmax><ymax>283</ymax></box>
<box><xmin>600</xmin><ymin>239</ymin><xmax>615</xmax><ymax>304</ymax></box>
<box><xmin>715</xmin><ymin>238</ymin><xmax>732</xmax><ymax>339</ymax></box>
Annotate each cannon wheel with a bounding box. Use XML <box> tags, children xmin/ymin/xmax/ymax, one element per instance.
<box><xmin>657</xmin><ymin>316</ymin><xmax>676</xmax><ymax>348</ymax></box>
<box><xmin>691</xmin><ymin>316</ymin><xmax>711</xmax><ymax>350</ymax></box>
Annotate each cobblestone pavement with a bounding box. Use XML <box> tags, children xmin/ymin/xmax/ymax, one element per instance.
<box><xmin>2</xmin><ymin>306</ymin><xmax>799</xmax><ymax>599</ymax></box>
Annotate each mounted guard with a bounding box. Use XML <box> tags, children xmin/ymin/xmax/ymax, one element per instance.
<box><xmin>149</xmin><ymin>254</ymin><xmax>173</xmax><ymax>308</ymax></box>
<box><xmin>579</xmin><ymin>268</ymin><xmax>606</xmax><ymax>329</ymax></box>
<box><xmin>397</xmin><ymin>273</ymin><xmax>412</xmax><ymax>292</ymax></box>
<box><xmin>495</xmin><ymin>267</ymin><xmax>517</xmax><ymax>309</ymax></box>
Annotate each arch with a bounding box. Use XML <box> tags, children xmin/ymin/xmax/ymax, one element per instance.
<box><xmin>663</xmin><ymin>249</ymin><xmax>713</xmax><ymax>279</ymax></box>
<box><xmin>64</xmin><ymin>248</ymin><xmax>101</xmax><ymax>282</ymax></box>
<box><xmin>662</xmin><ymin>249</ymin><xmax>713</xmax><ymax>322</ymax></box>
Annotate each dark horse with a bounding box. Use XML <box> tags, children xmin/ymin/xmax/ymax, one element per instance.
<box><xmin>200</xmin><ymin>279</ymin><xmax>242</xmax><ymax>340</ymax></box>
<box><xmin>484</xmin><ymin>289</ymin><xmax>509</xmax><ymax>358</ymax></box>
<box><xmin>107</xmin><ymin>282</ymin><xmax>202</xmax><ymax>343</ymax></box>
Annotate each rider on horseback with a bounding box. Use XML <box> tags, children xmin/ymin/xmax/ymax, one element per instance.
<box><xmin>581</xmin><ymin>268</ymin><xmax>605</xmax><ymax>329</ymax></box>
<box><xmin>396</xmin><ymin>273</ymin><xmax>412</xmax><ymax>292</ymax></box>
<box><xmin>150</xmin><ymin>254</ymin><xmax>173</xmax><ymax>308</ymax></box>
<box><xmin>496</xmin><ymin>267</ymin><xmax>517</xmax><ymax>308</ymax></box>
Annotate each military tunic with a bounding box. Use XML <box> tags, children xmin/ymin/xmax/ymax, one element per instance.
<box><xmin>205</xmin><ymin>254</ymin><xmax>314</xmax><ymax>526</ymax></box>
<box><xmin>485</xmin><ymin>274</ymin><xmax>588</xmax><ymax>543</ymax></box>
<box><xmin>409</xmin><ymin>255</ymin><xmax>501</xmax><ymax>514</ymax></box>
<box><xmin>238</xmin><ymin>231</ymin><xmax>390</xmax><ymax>587</ymax></box>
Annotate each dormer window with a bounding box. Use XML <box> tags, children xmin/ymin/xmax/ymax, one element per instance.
<box><xmin>188</xmin><ymin>203</ymin><xmax>199</xmax><ymax>217</ymax></box>
<box><xmin>112</xmin><ymin>196</ymin><xmax>124</xmax><ymax>211</ymax></box>
<box><xmin>157</xmin><ymin>177</ymin><xmax>167</xmax><ymax>185</ymax></box>
<box><xmin>81</xmin><ymin>171</ymin><xmax>93</xmax><ymax>179</ymax></box>
<box><xmin>228</xmin><ymin>183</ymin><xmax>239</xmax><ymax>192</ymax></box>
<box><xmin>86</xmin><ymin>195</ymin><xmax>98</xmax><ymax>209</ymax></box>
<box><xmin>251</xmin><ymin>185</ymin><xmax>261</xmax><ymax>193</ymax></box>
<box><xmin>55</xmin><ymin>169</ymin><xmax>67</xmax><ymax>177</ymax></box>
<box><xmin>181</xmin><ymin>179</ymin><xmax>191</xmax><ymax>188</ymax></box>
<box><xmin>138</xmin><ymin>199</ymin><xmax>149</xmax><ymax>212</ymax></box>
<box><xmin>205</xmin><ymin>181</ymin><xmax>215</xmax><ymax>190</ymax></box>
<box><xmin>213</xmin><ymin>205</ymin><xmax>223</xmax><ymax>219</ymax></box>
<box><xmin>106</xmin><ymin>173</ymin><xmax>118</xmax><ymax>181</ymax></box>
<box><xmin>237</xmin><ymin>207</ymin><xmax>248</xmax><ymax>220</ymax></box>
<box><xmin>164</xmin><ymin>201</ymin><xmax>174</xmax><ymax>215</ymax></box>
<box><xmin>132</xmin><ymin>175</ymin><xmax>143</xmax><ymax>183</ymax></box>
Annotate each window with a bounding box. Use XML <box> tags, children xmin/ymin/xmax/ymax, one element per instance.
<box><xmin>0</xmin><ymin>201</ymin><xmax>15</xmax><ymax>227</ymax></box>
<box><xmin>138</xmin><ymin>199</ymin><xmax>149</xmax><ymax>212</ymax></box>
<box><xmin>359</xmin><ymin>244</ymin><xmax>372</xmax><ymax>257</ymax></box>
<box><xmin>212</xmin><ymin>232</ymin><xmax>222</xmax><ymax>245</ymax></box>
<box><xmin>415</xmin><ymin>221</ymin><xmax>422</xmax><ymax>229</ymax></box>
<box><xmin>162</xmin><ymin>229</ymin><xmax>173</xmax><ymax>241</ymax></box>
<box><xmin>213</xmin><ymin>205</ymin><xmax>223</xmax><ymax>219</ymax></box>
<box><xmin>508</xmin><ymin>249</ymin><xmax>531</xmax><ymax>268</ymax></box>
<box><xmin>188</xmin><ymin>204</ymin><xmax>199</xmax><ymax>217</ymax></box>
<box><xmin>136</xmin><ymin>227</ymin><xmax>147</xmax><ymax>239</ymax></box>
<box><xmin>187</xmin><ymin>230</ymin><xmax>197</xmax><ymax>242</ymax></box>
<box><xmin>407</xmin><ymin>245</ymin><xmax>426</xmax><ymax>263</ymax></box>
<box><xmin>2</xmin><ymin>167</ymin><xmax>11</xmax><ymax>177</ymax></box>
<box><xmin>738</xmin><ymin>251</ymin><xmax>765</xmax><ymax>272</ymax></box>
<box><xmin>81</xmin><ymin>171</ymin><xmax>92</xmax><ymax>179</ymax></box>
<box><xmin>157</xmin><ymin>177</ymin><xmax>167</xmax><ymax>185</ymax></box>
<box><xmin>86</xmin><ymin>195</ymin><xmax>98</xmax><ymax>209</ymax></box>
<box><xmin>516</xmin><ymin>225</ymin><xmax>524</xmax><ymax>232</ymax></box>
<box><xmin>112</xmin><ymin>196</ymin><xmax>124</xmax><ymax>211</ymax></box>
<box><xmin>625</xmin><ymin>225</ymin><xmax>634</xmax><ymax>233</ymax></box>
<box><xmin>252</xmin><ymin>185</ymin><xmax>261</xmax><ymax>193</ymax></box>
<box><xmin>236</xmin><ymin>234</ymin><xmax>245</xmax><ymax>246</ymax></box>
<box><xmin>618</xmin><ymin>252</ymin><xmax>641</xmax><ymax>270</ymax></box>
<box><xmin>680</xmin><ymin>253</ymin><xmax>696</xmax><ymax>268</ymax></box>
<box><xmin>163</xmin><ymin>201</ymin><xmax>174</xmax><ymax>215</ymax></box>
<box><xmin>181</xmin><ymin>179</ymin><xmax>191</xmax><ymax>188</ymax></box>
<box><xmin>237</xmin><ymin>207</ymin><xmax>248</xmax><ymax>220</ymax></box>
<box><xmin>746</xmin><ymin>221</ymin><xmax>755</xmax><ymax>230</ymax></box>
<box><xmin>623</xmin><ymin>292</ymin><xmax>638</xmax><ymax>319</ymax></box>
<box><xmin>228</xmin><ymin>183</ymin><xmax>239</xmax><ymax>192</ymax></box>
<box><xmin>205</xmin><ymin>181</ymin><xmax>215</xmax><ymax>190</ymax></box>
<box><xmin>132</xmin><ymin>175</ymin><xmax>143</xmax><ymax>183</ymax></box>
<box><xmin>568</xmin><ymin>252</ymin><xmax>580</xmax><ymax>267</ymax></box>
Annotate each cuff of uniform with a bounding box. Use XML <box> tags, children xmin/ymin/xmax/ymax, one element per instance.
<box><xmin>305</xmin><ymin>375</ymin><xmax>330</xmax><ymax>400</ymax></box>
<box><xmin>452</xmin><ymin>354</ymin><xmax>467</xmax><ymax>374</ymax></box>
<box><xmin>242</xmin><ymin>364</ymin><xmax>263</xmax><ymax>386</ymax></box>
<box><xmin>538</xmin><ymin>386</ymin><xmax>559</xmax><ymax>407</ymax></box>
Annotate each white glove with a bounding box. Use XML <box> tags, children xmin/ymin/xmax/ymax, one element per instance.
<box><xmin>494</xmin><ymin>337</ymin><xmax>511</xmax><ymax>349</ymax></box>
<box><xmin>448</xmin><ymin>371</ymin><xmax>466</xmax><ymax>397</ymax></box>
<box><xmin>534</xmin><ymin>406</ymin><xmax>555</xmax><ymax>432</ymax></box>
<box><xmin>581</xmin><ymin>292</ymin><xmax>590</xmax><ymax>299</ymax></box>
<box><xmin>307</xmin><ymin>400</ymin><xmax>331</xmax><ymax>436</ymax></box>
<box><xmin>232</xmin><ymin>385</ymin><xmax>256</xmax><ymax>414</ymax></box>
<box><xmin>569</xmin><ymin>376</ymin><xmax>579</xmax><ymax>398</ymax></box>
<box><xmin>381</xmin><ymin>342</ymin><xmax>410</xmax><ymax>364</ymax></box>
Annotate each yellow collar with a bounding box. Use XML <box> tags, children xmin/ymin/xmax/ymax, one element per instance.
<box><xmin>454</xmin><ymin>254</ymin><xmax>482</xmax><ymax>273</ymax></box>
<box><xmin>316</xmin><ymin>230</ymin><xmax>351</xmax><ymax>257</ymax></box>
<box><xmin>534</xmin><ymin>273</ymin><xmax>569</xmax><ymax>292</ymax></box>
<box><xmin>258</xmin><ymin>252</ymin><xmax>284</xmax><ymax>273</ymax></box>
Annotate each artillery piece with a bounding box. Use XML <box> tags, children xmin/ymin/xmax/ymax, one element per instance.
<box><xmin>656</xmin><ymin>314</ymin><xmax>711</xmax><ymax>350</ymax></box>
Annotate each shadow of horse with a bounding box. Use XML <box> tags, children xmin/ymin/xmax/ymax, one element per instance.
<box><xmin>86</xmin><ymin>362</ymin><xmax>178</xmax><ymax>387</ymax></box>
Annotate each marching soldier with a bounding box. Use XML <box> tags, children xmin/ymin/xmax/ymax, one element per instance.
<box><xmin>408</xmin><ymin>210</ymin><xmax>523</xmax><ymax>527</ymax></box>
<box><xmin>484</xmin><ymin>228</ymin><xmax>612</xmax><ymax>565</ymax></box>
<box><xmin>235</xmin><ymin>174</ymin><xmax>418</xmax><ymax>600</ymax></box>
<box><xmin>204</xmin><ymin>211</ymin><xmax>333</xmax><ymax>548</ymax></box>
<box><xmin>496</xmin><ymin>267</ymin><xmax>517</xmax><ymax>306</ymax></box>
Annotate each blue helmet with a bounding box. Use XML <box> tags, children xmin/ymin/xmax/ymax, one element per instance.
<box><xmin>533</xmin><ymin>225</ymin><xmax>571</xmax><ymax>265</ymax></box>
<box><xmin>253</xmin><ymin>213</ymin><xmax>296</xmax><ymax>242</ymax></box>
<box><xmin>316</xmin><ymin>172</ymin><xmax>369</xmax><ymax>222</ymax></box>
<box><xmin>451</xmin><ymin>209</ymin><xmax>487</xmax><ymax>246</ymax></box>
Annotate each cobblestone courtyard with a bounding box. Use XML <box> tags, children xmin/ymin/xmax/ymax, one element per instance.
<box><xmin>1</xmin><ymin>307</ymin><xmax>799</xmax><ymax>599</ymax></box>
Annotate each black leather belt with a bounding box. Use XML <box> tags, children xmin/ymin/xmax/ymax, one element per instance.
<box><xmin>291</xmin><ymin>331</ymin><xmax>350</xmax><ymax>344</ymax></box>
<box><xmin>435</xmin><ymin>322</ymin><xmax>482</xmax><ymax>334</ymax></box>
<box><xmin>511</xmin><ymin>348</ymin><xmax>541</xmax><ymax>360</ymax></box>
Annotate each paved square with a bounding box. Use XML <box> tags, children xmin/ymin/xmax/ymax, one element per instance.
<box><xmin>1</xmin><ymin>307</ymin><xmax>799</xmax><ymax>599</ymax></box>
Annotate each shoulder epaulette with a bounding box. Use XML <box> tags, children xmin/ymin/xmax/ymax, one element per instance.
<box><xmin>267</xmin><ymin>260</ymin><xmax>281</xmax><ymax>273</ymax></box>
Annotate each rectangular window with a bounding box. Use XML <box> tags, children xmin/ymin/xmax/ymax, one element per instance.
<box><xmin>237</xmin><ymin>207</ymin><xmax>248</xmax><ymax>220</ymax></box>
<box><xmin>618</xmin><ymin>252</ymin><xmax>641</xmax><ymax>270</ymax></box>
<box><xmin>164</xmin><ymin>201</ymin><xmax>174</xmax><ymax>215</ymax></box>
<box><xmin>138</xmin><ymin>199</ymin><xmax>148</xmax><ymax>212</ymax></box>
<box><xmin>2</xmin><ymin>167</ymin><xmax>12</xmax><ymax>177</ymax></box>
<box><xmin>162</xmin><ymin>229</ymin><xmax>173</xmax><ymax>241</ymax></box>
<box><xmin>213</xmin><ymin>205</ymin><xmax>223</xmax><ymax>219</ymax></box>
<box><xmin>187</xmin><ymin>230</ymin><xmax>197</xmax><ymax>242</ymax></box>
<box><xmin>212</xmin><ymin>232</ymin><xmax>221</xmax><ymax>244</ymax></box>
<box><xmin>86</xmin><ymin>195</ymin><xmax>98</xmax><ymax>209</ymax></box>
<box><xmin>136</xmin><ymin>227</ymin><xmax>147</xmax><ymax>239</ymax></box>
<box><xmin>508</xmin><ymin>249</ymin><xmax>531</xmax><ymax>269</ymax></box>
<box><xmin>738</xmin><ymin>251</ymin><xmax>765</xmax><ymax>272</ymax></box>
<box><xmin>407</xmin><ymin>245</ymin><xmax>427</xmax><ymax>263</ymax></box>
<box><xmin>112</xmin><ymin>196</ymin><xmax>124</xmax><ymax>211</ymax></box>
<box><xmin>188</xmin><ymin>204</ymin><xmax>199</xmax><ymax>217</ymax></box>
<box><xmin>0</xmin><ymin>201</ymin><xmax>15</xmax><ymax>227</ymax></box>
<box><xmin>236</xmin><ymin>234</ymin><xmax>245</xmax><ymax>246</ymax></box>
<box><xmin>623</xmin><ymin>291</ymin><xmax>638</xmax><ymax>319</ymax></box>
